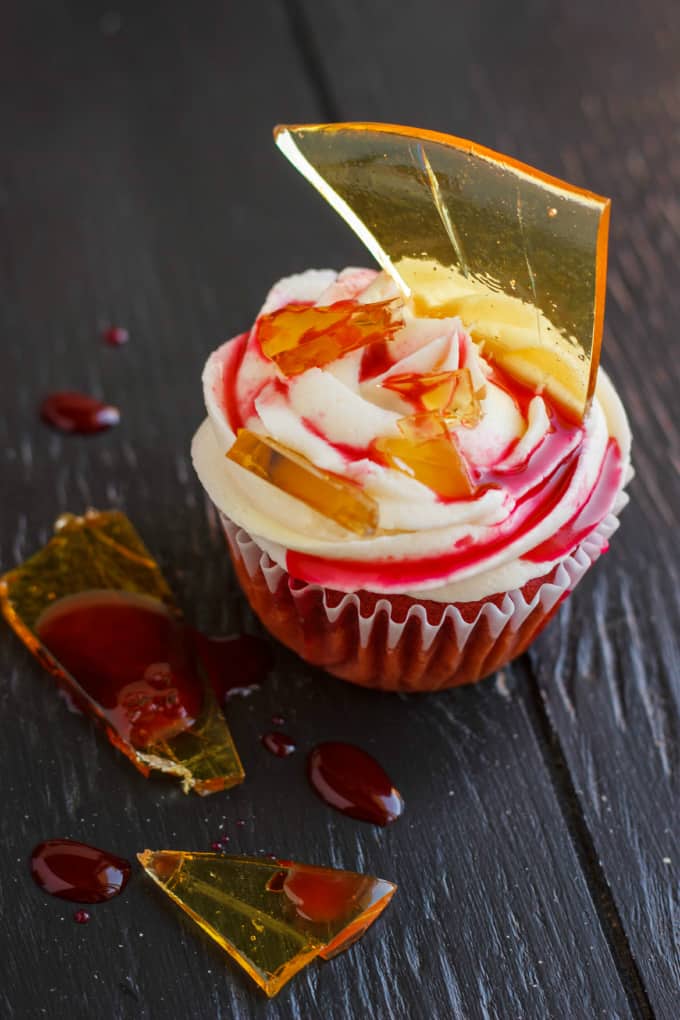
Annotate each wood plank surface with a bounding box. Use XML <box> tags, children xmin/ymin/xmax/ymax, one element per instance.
<box><xmin>0</xmin><ymin>1</ymin><xmax>676</xmax><ymax>1018</ymax></box>
<box><xmin>296</xmin><ymin>0</ymin><xmax>680</xmax><ymax>1016</ymax></box>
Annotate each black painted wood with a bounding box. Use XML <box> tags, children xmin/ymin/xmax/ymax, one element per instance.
<box><xmin>0</xmin><ymin>2</ymin><xmax>676</xmax><ymax>1019</ymax></box>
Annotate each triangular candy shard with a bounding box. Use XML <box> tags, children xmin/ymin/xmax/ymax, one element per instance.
<box><xmin>138</xmin><ymin>851</ymin><xmax>396</xmax><ymax>997</ymax></box>
<box><xmin>275</xmin><ymin>122</ymin><xmax>610</xmax><ymax>422</ymax></box>
<box><xmin>0</xmin><ymin>510</ymin><xmax>244</xmax><ymax>794</ymax></box>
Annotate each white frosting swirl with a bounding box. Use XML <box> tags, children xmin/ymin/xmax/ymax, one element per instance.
<box><xmin>193</xmin><ymin>268</ymin><xmax>632</xmax><ymax>601</ymax></box>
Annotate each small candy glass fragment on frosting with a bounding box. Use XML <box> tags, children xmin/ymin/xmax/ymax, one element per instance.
<box><xmin>227</xmin><ymin>428</ymin><xmax>379</xmax><ymax>536</ymax></box>
<box><xmin>371</xmin><ymin>412</ymin><xmax>475</xmax><ymax>500</ymax></box>
<box><xmin>257</xmin><ymin>297</ymin><xmax>403</xmax><ymax>375</ymax></box>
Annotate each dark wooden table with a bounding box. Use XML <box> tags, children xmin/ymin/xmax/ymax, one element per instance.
<box><xmin>2</xmin><ymin>2</ymin><xmax>678</xmax><ymax>1017</ymax></box>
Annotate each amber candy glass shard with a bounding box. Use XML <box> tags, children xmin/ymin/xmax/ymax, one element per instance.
<box><xmin>227</xmin><ymin>429</ymin><xmax>379</xmax><ymax>535</ymax></box>
<box><xmin>275</xmin><ymin>122</ymin><xmax>610</xmax><ymax>422</ymax></box>
<box><xmin>382</xmin><ymin>367</ymin><xmax>482</xmax><ymax>426</ymax></box>
<box><xmin>138</xmin><ymin>851</ymin><xmax>396</xmax><ymax>997</ymax></box>
<box><xmin>0</xmin><ymin>510</ymin><xmax>244</xmax><ymax>795</ymax></box>
<box><xmin>258</xmin><ymin>298</ymin><xmax>403</xmax><ymax>376</ymax></box>
<box><xmin>373</xmin><ymin>413</ymin><xmax>475</xmax><ymax>500</ymax></box>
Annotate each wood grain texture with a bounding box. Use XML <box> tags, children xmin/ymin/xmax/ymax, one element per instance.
<box><xmin>0</xmin><ymin>1</ymin><xmax>676</xmax><ymax>1018</ymax></box>
<box><xmin>296</xmin><ymin>0</ymin><xmax>680</xmax><ymax>1015</ymax></box>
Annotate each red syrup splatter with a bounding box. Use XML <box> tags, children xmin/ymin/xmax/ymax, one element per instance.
<box><xmin>271</xmin><ymin>714</ymin><xmax>285</xmax><ymax>726</ymax></box>
<box><xmin>30</xmin><ymin>839</ymin><xmax>131</xmax><ymax>904</ymax></box>
<box><xmin>73</xmin><ymin>909</ymin><xmax>91</xmax><ymax>924</ymax></box>
<box><xmin>359</xmin><ymin>340</ymin><xmax>394</xmax><ymax>381</ymax></box>
<box><xmin>40</xmin><ymin>392</ymin><xmax>120</xmax><ymax>434</ymax></box>
<box><xmin>307</xmin><ymin>743</ymin><xmax>404</xmax><ymax>826</ymax></box>
<box><xmin>192</xmin><ymin>632</ymin><xmax>273</xmax><ymax>702</ymax></box>
<box><xmin>261</xmin><ymin>731</ymin><xmax>297</xmax><ymax>757</ymax></box>
<box><xmin>103</xmin><ymin>326</ymin><xmax>129</xmax><ymax>346</ymax></box>
<box><xmin>35</xmin><ymin>591</ymin><xmax>203</xmax><ymax>750</ymax></box>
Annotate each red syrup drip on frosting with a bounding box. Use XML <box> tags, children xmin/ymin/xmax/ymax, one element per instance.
<box><xmin>40</xmin><ymin>392</ymin><xmax>120</xmax><ymax>434</ymax></box>
<box><xmin>261</xmin><ymin>731</ymin><xmax>297</xmax><ymax>757</ymax></box>
<box><xmin>35</xmin><ymin>591</ymin><xmax>203</xmax><ymax>749</ymax></box>
<box><xmin>523</xmin><ymin>438</ymin><xmax>622</xmax><ymax>562</ymax></box>
<box><xmin>359</xmin><ymin>340</ymin><xmax>394</xmax><ymax>382</ymax></box>
<box><xmin>30</xmin><ymin>839</ymin><xmax>131</xmax><ymax>904</ymax></box>
<box><xmin>300</xmin><ymin>417</ymin><xmax>366</xmax><ymax>462</ymax></box>
<box><xmin>191</xmin><ymin>632</ymin><xmax>273</xmax><ymax>701</ymax></box>
<box><xmin>221</xmin><ymin>332</ymin><xmax>249</xmax><ymax>432</ymax></box>
<box><xmin>307</xmin><ymin>742</ymin><xmax>404</xmax><ymax>826</ymax></box>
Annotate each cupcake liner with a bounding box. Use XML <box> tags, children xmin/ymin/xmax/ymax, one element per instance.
<box><xmin>220</xmin><ymin>495</ymin><xmax>625</xmax><ymax>692</ymax></box>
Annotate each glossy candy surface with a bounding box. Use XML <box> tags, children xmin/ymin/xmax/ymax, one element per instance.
<box><xmin>0</xmin><ymin>510</ymin><xmax>244</xmax><ymax>794</ymax></box>
<box><xmin>372</xmin><ymin>413</ymin><xmax>475</xmax><ymax>500</ymax></box>
<box><xmin>138</xmin><ymin>851</ymin><xmax>396</xmax><ymax>997</ymax></box>
<box><xmin>275</xmin><ymin>122</ymin><xmax>610</xmax><ymax>421</ymax></box>
<box><xmin>258</xmin><ymin>298</ymin><xmax>403</xmax><ymax>376</ymax></box>
<box><xmin>227</xmin><ymin>429</ymin><xmax>379</xmax><ymax>535</ymax></box>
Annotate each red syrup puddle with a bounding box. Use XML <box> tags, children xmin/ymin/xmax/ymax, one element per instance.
<box><xmin>261</xmin><ymin>731</ymin><xmax>297</xmax><ymax>757</ymax></box>
<box><xmin>35</xmin><ymin>591</ymin><xmax>203</xmax><ymax>750</ymax></box>
<box><xmin>191</xmin><ymin>632</ymin><xmax>273</xmax><ymax>702</ymax></box>
<box><xmin>307</xmin><ymin>743</ymin><xmax>404</xmax><ymax>826</ymax></box>
<box><xmin>265</xmin><ymin>866</ymin><xmax>371</xmax><ymax>924</ymax></box>
<box><xmin>103</xmin><ymin>326</ymin><xmax>129</xmax><ymax>346</ymax></box>
<box><xmin>30</xmin><ymin>839</ymin><xmax>131</xmax><ymax>904</ymax></box>
<box><xmin>40</xmin><ymin>392</ymin><xmax>120</xmax><ymax>434</ymax></box>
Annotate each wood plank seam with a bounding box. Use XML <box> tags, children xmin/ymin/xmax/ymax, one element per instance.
<box><xmin>517</xmin><ymin>657</ymin><xmax>655</xmax><ymax>1020</ymax></box>
<box><xmin>281</xmin><ymin>0</ymin><xmax>343</xmax><ymax>121</ymax></box>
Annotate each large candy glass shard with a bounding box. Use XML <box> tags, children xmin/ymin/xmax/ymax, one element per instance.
<box><xmin>275</xmin><ymin>122</ymin><xmax>610</xmax><ymax>422</ymax></box>
<box><xmin>227</xmin><ymin>429</ymin><xmax>379</xmax><ymax>535</ymax></box>
<box><xmin>138</xmin><ymin>851</ymin><xmax>396</xmax><ymax>997</ymax></box>
<box><xmin>382</xmin><ymin>368</ymin><xmax>483</xmax><ymax>426</ymax></box>
<box><xmin>0</xmin><ymin>510</ymin><xmax>244</xmax><ymax>795</ymax></box>
<box><xmin>373</xmin><ymin>413</ymin><xmax>475</xmax><ymax>500</ymax></box>
<box><xmin>258</xmin><ymin>298</ymin><xmax>403</xmax><ymax>376</ymax></box>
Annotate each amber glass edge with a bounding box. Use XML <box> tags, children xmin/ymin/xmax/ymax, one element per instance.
<box><xmin>137</xmin><ymin>851</ymin><xmax>322</xmax><ymax>997</ymax></box>
<box><xmin>273</xmin><ymin>122</ymin><xmax>611</xmax><ymax>208</ymax></box>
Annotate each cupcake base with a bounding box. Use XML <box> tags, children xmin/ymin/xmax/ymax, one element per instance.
<box><xmin>222</xmin><ymin>514</ymin><xmax>619</xmax><ymax>692</ymax></box>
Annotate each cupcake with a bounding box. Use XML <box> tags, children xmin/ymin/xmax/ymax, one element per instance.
<box><xmin>191</xmin><ymin>124</ymin><xmax>632</xmax><ymax>692</ymax></box>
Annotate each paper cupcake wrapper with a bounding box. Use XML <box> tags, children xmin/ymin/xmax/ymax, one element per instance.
<box><xmin>220</xmin><ymin>495</ymin><xmax>625</xmax><ymax>692</ymax></box>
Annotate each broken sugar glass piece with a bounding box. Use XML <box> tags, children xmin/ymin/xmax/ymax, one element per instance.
<box><xmin>0</xmin><ymin>510</ymin><xmax>244</xmax><ymax>795</ymax></box>
<box><xmin>257</xmin><ymin>298</ymin><xmax>403</xmax><ymax>376</ymax></box>
<box><xmin>382</xmin><ymin>367</ymin><xmax>483</xmax><ymax>427</ymax></box>
<box><xmin>227</xmin><ymin>429</ymin><xmax>379</xmax><ymax>536</ymax></box>
<box><xmin>138</xmin><ymin>850</ymin><xmax>396</xmax><ymax>997</ymax></box>
<box><xmin>274</xmin><ymin>122</ymin><xmax>611</xmax><ymax>422</ymax></box>
<box><xmin>372</xmin><ymin>413</ymin><xmax>475</xmax><ymax>500</ymax></box>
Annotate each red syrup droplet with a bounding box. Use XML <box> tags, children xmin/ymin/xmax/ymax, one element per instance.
<box><xmin>307</xmin><ymin>742</ymin><xmax>404</xmax><ymax>826</ymax></box>
<box><xmin>30</xmin><ymin>839</ymin><xmax>131</xmax><ymax>904</ymax></box>
<box><xmin>35</xmin><ymin>591</ymin><xmax>203</xmax><ymax>749</ymax></box>
<box><xmin>103</xmin><ymin>326</ymin><xmax>129</xmax><ymax>346</ymax></box>
<box><xmin>261</xmin><ymin>732</ymin><xmax>297</xmax><ymax>757</ymax></box>
<box><xmin>282</xmin><ymin>868</ymin><xmax>368</xmax><ymax>924</ymax></box>
<box><xmin>73</xmin><ymin>909</ymin><xmax>91</xmax><ymax>924</ymax></box>
<box><xmin>40</xmin><ymin>392</ymin><xmax>120</xmax><ymax>434</ymax></box>
<box><xmin>271</xmin><ymin>714</ymin><xmax>285</xmax><ymax>727</ymax></box>
<box><xmin>191</xmin><ymin>632</ymin><xmax>273</xmax><ymax>702</ymax></box>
